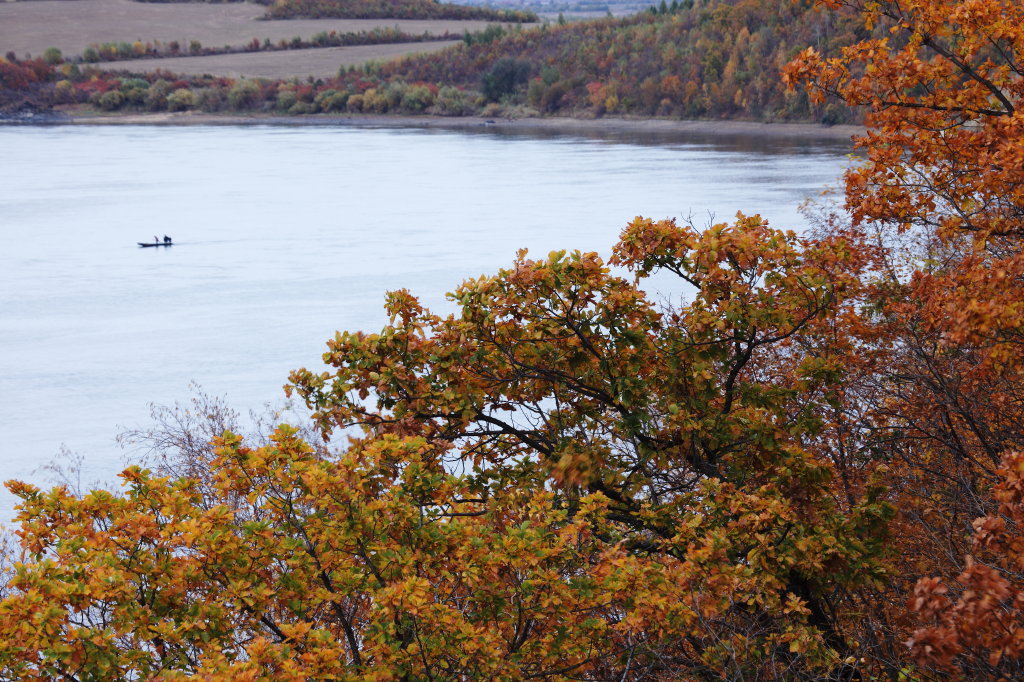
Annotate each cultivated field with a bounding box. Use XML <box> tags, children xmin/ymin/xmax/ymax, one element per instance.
<box><xmin>96</xmin><ymin>41</ymin><xmax>462</xmax><ymax>79</ymax></box>
<box><xmin>0</xmin><ymin>0</ymin><xmax>503</xmax><ymax>76</ymax></box>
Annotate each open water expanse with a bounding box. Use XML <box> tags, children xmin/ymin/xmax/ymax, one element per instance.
<box><xmin>0</xmin><ymin>123</ymin><xmax>851</xmax><ymax>521</ymax></box>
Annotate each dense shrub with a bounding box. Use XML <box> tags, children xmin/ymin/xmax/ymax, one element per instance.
<box><xmin>276</xmin><ymin>88</ymin><xmax>298</xmax><ymax>112</ymax></box>
<box><xmin>226</xmin><ymin>79</ymin><xmax>262</xmax><ymax>110</ymax></box>
<box><xmin>166</xmin><ymin>88</ymin><xmax>195</xmax><ymax>111</ymax></box>
<box><xmin>52</xmin><ymin>79</ymin><xmax>76</xmax><ymax>103</ymax></box>
<box><xmin>41</xmin><ymin>48</ymin><xmax>63</xmax><ymax>66</ymax></box>
<box><xmin>432</xmin><ymin>85</ymin><xmax>474</xmax><ymax>115</ymax></box>
<box><xmin>314</xmin><ymin>88</ymin><xmax>348</xmax><ymax>112</ymax></box>
<box><xmin>399</xmin><ymin>84</ymin><xmax>433</xmax><ymax>112</ymax></box>
<box><xmin>345</xmin><ymin>93</ymin><xmax>364</xmax><ymax>112</ymax></box>
<box><xmin>480</xmin><ymin>57</ymin><xmax>531</xmax><ymax>103</ymax></box>
<box><xmin>95</xmin><ymin>89</ymin><xmax>125</xmax><ymax>111</ymax></box>
<box><xmin>195</xmin><ymin>87</ymin><xmax>226</xmax><ymax>112</ymax></box>
<box><xmin>144</xmin><ymin>79</ymin><xmax>172</xmax><ymax>110</ymax></box>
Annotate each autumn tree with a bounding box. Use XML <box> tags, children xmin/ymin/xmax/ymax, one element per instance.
<box><xmin>1</xmin><ymin>216</ymin><xmax>893</xmax><ymax>679</ymax></box>
<box><xmin>9</xmin><ymin>0</ymin><xmax>1024</xmax><ymax>676</ymax></box>
<box><xmin>288</xmin><ymin>214</ymin><xmax>895</xmax><ymax>677</ymax></box>
<box><xmin>1</xmin><ymin>430</ymin><xmax>649</xmax><ymax>679</ymax></box>
<box><xmin>908</xmin><ymin>450</ymin><xmax>1024</xmax><ymax>678</ymax></box>
<box><xmin>787</xmin><ymin>0</ymin><xmax>1024</xmax><ymax>675</ymax></box>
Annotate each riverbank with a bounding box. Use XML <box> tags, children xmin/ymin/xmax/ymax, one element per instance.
<box><xmin>61</xmin><ymin>110</ymin><xmax>865</xmax><ymax>141</ymax></box>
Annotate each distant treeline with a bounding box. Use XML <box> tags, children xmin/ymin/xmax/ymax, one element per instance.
<box><xmin>131</xmin><ymin>0</ymin><xmax>538</xmax><ymax>21</ymax></box>
<box><xmin>70</xmin><ymin>29</ymin><xmax>461</xmax><ymax>64</ymax></box>
<box><xmin>261</xmin><ymin>0</ymin><xmax>537</xmax><ymax>22</ymax></box>
<box><xmin>1</xmin><ymin>0</ymin><xmax>865</xmax><ymax>123</ymax></box>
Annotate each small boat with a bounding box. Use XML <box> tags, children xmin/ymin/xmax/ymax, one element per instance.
<box><xmin>138</xmin><ymin>241</ymin><xmax>173</xmax><ymax>247</ymax></box>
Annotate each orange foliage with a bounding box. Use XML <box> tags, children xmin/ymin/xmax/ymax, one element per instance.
<box><xmin>788</xmin><ymin>0</ymin><xmax>1024</xmax><ymax>677</ymax></box>
<box><xmin>0</xmin><ymin>218</ymin><xmax>894</xmax><ymax>679</ymax></box>
<box><xmin>908</xmin><ymin>451</ymin><xmax>1024</xmax><ymax>676</ymax></box>
<box><xmin>4</xmin><ymin>0</ymin><xmax>1024</xmax><ymax>677</ymax></box>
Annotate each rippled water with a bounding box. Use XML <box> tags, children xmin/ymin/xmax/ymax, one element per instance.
<box><xmin>0</xmin><ymin>123</ymin><xmax>851</xmax><ymax>520</ymax></box>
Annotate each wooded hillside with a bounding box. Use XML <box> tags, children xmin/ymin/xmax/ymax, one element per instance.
<box><xmin>2</xmin><ymin>0</ymin><xmax>866</xmax><ymax>122</ymax></box>
<box><xmin>372</xmin><ymin>0</ymin><xmax>867</xmax><ymax>121</ymax></box>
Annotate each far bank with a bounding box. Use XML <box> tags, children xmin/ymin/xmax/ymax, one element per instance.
<box><xmin>59</xmin><ymin>110</ymin><xmax>864</xmax><ymax>142</ymax></box>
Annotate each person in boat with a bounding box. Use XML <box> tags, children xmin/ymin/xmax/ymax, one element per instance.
<box><xmin>163</xmin><ymin>234</ymin><xmax>172</xmax><ymax>244</ymax></box>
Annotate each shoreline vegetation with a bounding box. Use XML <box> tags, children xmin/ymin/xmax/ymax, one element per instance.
<box><xmin>59</xmin><ymin>109</ymin><xmax>865</xmax><ymax>140</ymax></box>
<box><xmin>1</xmin><ymin>1</ymin><xmax>868</xmax><ymax>124</ymax></box>
<box><xmin>5</xmin><ymin>0</ymin><xmax>1024</xmax><ymax>677</ymax></box>
<box><xmin>75</xmin><ymin>29</ymin><xmax>465</xmax><ymax>65</ymax></box>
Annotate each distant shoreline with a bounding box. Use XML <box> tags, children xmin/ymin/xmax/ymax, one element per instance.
<box><xmin>60</xmin><ymin>111</ymin><xmax>865</xmax><ymax>142</ymax></box>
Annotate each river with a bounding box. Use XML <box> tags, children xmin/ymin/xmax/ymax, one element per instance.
<box><xmin>0</xmin><ymin>122</ymin><xmax>852</xmax><ymax>521</ymax></box>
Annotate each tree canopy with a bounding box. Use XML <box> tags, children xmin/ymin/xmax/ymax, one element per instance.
<box><xmin>3</xmin><ymin>0</ymin><xmax>1024</xmax><ymax>678</ymax></box>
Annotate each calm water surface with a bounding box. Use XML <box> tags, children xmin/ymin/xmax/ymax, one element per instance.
<box><xmin>0</xmin><ymin>124</ymin><xmax>851</xmax><ymax>520</ymax></box>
